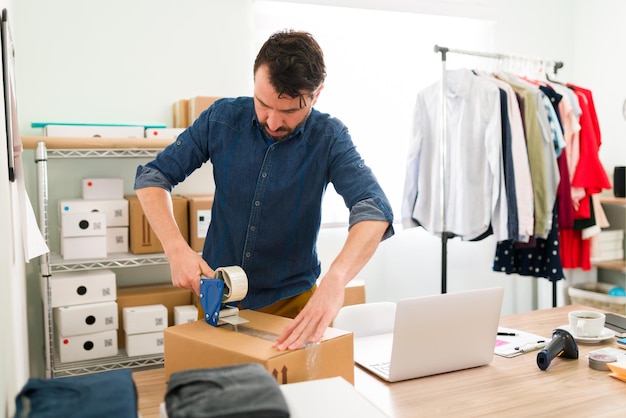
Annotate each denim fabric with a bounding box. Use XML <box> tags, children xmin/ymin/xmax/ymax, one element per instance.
<box><xmin>135</xmin><ymin>97</ymin><xmax>394</xmax><ymax>309</ymax></box>
<box><xmin>165</xmin><ymin>364</ymin><xmax>289</xmax><ymax>418</ymax></box>
<box><xmin>13</xmin><ymin>368</ymin><xmax>137</xmax><ymax>418</ymax></box>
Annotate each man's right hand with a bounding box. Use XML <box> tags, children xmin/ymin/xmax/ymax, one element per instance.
<box><xmin>135</xmin><ymin>187</ymin><xmax>214</xmax><ymax>295</ymax></box>
<box><xmin>166</xmin><ymin>243</ymin><xmax>214</xmax><ymax>296</ymax></box>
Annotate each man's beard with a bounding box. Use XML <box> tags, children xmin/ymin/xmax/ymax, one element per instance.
<box><xmin>261</xmin><ymin>124</ymin><xmax>293</xmax><ymax>142</ymax></box>
<box><xmin>261</xmin><ymin>111</ymin><xmax>311</xmax><ymax>142</ymax></box>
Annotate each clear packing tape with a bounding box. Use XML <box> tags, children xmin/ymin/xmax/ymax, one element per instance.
<box><xmin>199</xmin><ymin>266</ymin><xmax>322</xmax><ymax>380</ymax></box>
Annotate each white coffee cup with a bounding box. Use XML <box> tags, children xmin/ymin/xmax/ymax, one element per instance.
<box><xmin>568</xmin><ymin>310</ymin><xmax>605</xmax><ymax>338</ymax></box>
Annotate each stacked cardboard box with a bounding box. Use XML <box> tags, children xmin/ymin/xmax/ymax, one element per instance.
<box><xmin>172</xmin><ymin>96</ymin><xmax>222</xmax><ymax>128</ymax></box>
<box><xmin>125</xmin><ymin>194</ymin><xmax>188</xmax><ymax>255</ymax></box>
<box><xmin>182</xmin><ymin>194</ymin><xmax>213</xmax><ymax>252</ymax></box>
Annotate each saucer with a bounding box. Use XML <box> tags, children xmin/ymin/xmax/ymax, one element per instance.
<box><xmin>556</xmin><ymin>325</ymin><xmax>615</xmax><ymax>344</ymax></box>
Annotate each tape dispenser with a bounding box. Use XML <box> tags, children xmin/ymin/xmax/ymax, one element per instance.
<box><xmin>199</xmin><ymin>266</ymin><xmax>249</xmax><ymax>327</ymax></box>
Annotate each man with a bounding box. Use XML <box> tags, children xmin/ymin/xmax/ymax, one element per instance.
<box><xmin>134</xmin><ymin>30</ymin><xmax>394</xmax><ymax>350</ymax></box>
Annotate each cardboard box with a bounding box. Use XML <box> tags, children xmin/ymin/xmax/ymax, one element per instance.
<box><xmin>123</xmin><ymin>304</ymin><xmax>168</xmax><ymax>334</ymax></box>
<box><xmin>164</xmin><ymin>310</ymin><xmax>353</xmax><ymax>385</ymax></box>
<box><xmin>188</xmin><ymin>96</ymin><xmax>221</xmax><ymax>123</ymax></box>
<box><xmin>59</xmin><ymin>198</ymin><xmax>129</xmax><ymax>227</ymax></box>
<box><xmin>172</xmin><ymin>99</ymin><xmax>190</xmax><ymax>128</ymax></box>
<box><xmin>54</xmin><ymin>301</ymin><xmax>118</xmax><ymax>337</ymax></box>
<box><xmin>56</xmin><ymin>329</ymin><xmax>118</xmax><ymax>363</ymax></box>
<box><xmin>107</xmin><ymin>227</ymin><xmax>129</xmax><ymax>253</ymax></box>
<box><xmin>48</xmin><ymin>269</ymin><xmax>116</xmax><ymax>307</ymax></box>
<box><xmin>343</xmin><ymin>280</ymin><xmax>366</xmax><ymax>307</ymax></box>
<box><xmin>83</xmin><ymin>178</ymin><xmax>124</xmax><ymax>200</ymax></box>
<box><xmin>182</xmin><ymin>194</ymin><xmax>213</xmax><ymax>252</ymax></box>
<box><xmin>126</xmin><ymin>194</ymin><xmax>188</xmax><ymax>254</ymax></box>
<box><xmin>116</xmin><ymin>284</ymin><xmax>193</xmax><ymax>348</ymax></box>
<box><xmin>125</xmin><ymin>331</ymin><xmax>165</xmax><ymax>357</ymax></box>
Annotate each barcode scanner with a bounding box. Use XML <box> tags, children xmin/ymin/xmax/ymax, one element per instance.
<box><xmin>536</xmin><ymin>328</ymin><xmax>579</xmax><ymax>370</ymax></box>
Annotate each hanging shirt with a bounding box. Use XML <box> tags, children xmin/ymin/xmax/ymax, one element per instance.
<box><xmin>403</xmin><ymin>69</ymin><xmax>506</xmax><ymax>241</ymax></box>
<box><xmin>478</xmin><ymin>72</ymin><xmax>534</xmax><ymax>242</ymax></box>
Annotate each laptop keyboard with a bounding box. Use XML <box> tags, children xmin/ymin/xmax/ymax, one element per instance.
<box><xmin>370</xmin><ymin>362</ymin><xmax>390</xmax><ymax>376</ymax></box>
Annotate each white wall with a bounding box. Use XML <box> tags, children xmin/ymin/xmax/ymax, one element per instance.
<box><xmin>8</xmin><ymin>0</ymin><xmax>626</xmax><ymax>380</ymax></box>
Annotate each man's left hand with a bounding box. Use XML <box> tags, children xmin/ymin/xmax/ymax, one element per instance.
<box><xmin>274</xmin><ymin>278</ymin><xmax>344</xmax><ymax>350</ymax></box>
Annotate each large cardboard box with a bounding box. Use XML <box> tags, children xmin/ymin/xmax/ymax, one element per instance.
<box><xmin>164</xmin><ymin>310</ymin><xmax>354</xmax><ymax>385</ymax></box>
<box><xmin>126</xmin><ymin>194</ymin><xmax>188</xmax><ymax>254</ymax></box>
<box><xmin>182</xmin><ymin>194</ymin><xmax>213</xmax><ymax>252</ymax></box>
<box><xmin>172</xmin><ymin>99</ymin><xmax>190</xmax><ymax>128</ymax></box>
<box><xmin>116</xmin><ymin>284</ymin><xmax>193</xmax><ymax>349</ymax></box>
<box><xmin>188</xmin><ymin>96</ymin><xmax>221</xmax><ymax>123</ymax></box>
<box><xmin>343</xmin><ymin>280</ymin><xmax>366</xmax><ymax>307</ymax></box>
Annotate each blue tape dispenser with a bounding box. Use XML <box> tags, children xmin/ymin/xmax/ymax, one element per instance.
<box><xmin>199</xmin><ymin>277</ymin><xmax>224</xmax><ymax>327</ymax></box>
<box><xmin>199</xmin><ymin>266</ymin><xmax>249</xmax><ymax>327</ymax></box>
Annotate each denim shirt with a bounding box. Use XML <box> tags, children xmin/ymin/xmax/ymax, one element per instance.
<box><xmin>135</xmin><ymin>97</ymin><xmax>394</xmax><ymax>309</ymax></box>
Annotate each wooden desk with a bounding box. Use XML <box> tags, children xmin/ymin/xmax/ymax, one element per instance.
<box><xmin>133</xmin><ymin>305</ymin><xmax>626</xmax><ymax>417</ymax></box>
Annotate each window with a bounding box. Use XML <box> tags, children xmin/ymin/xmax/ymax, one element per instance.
<box><xmin>254</xmin><ymin>1</ymin><xmax>495</xmax><ymax>225</ymax></box>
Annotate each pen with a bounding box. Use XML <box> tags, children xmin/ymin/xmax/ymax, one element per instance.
<box><xmin>497</xmin><ymin>332</ymin><xmax>517</xmax><ymax>336</ymax></box>
<box><xmin>514</xmin><ymin>341</ymin><xmax>547</xmax><ymax>353</ymax></box>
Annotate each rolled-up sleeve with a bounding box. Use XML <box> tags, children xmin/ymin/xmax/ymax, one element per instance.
<box><xmin>349</xmin><ymin>198</ymin><xmax>395</xmax><ymax>241</ymax></box>
<box><xmin>134</xmin><ymin>165</ymin><xmax>176</xmax><ymax>192</ymax></box>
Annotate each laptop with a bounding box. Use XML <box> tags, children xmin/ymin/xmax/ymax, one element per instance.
<box><xmin>354</xmin><ymin>287</ymin><xmax>504</xmax><ymax>382</ymax></box>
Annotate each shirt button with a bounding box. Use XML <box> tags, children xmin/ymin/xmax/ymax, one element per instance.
<box><xmin>255</xmin><ymin>201</ymin><xmax>260</xmax><ymax>206</ymax></box>
<box><xmin>261</xmin><ymin>173</ymin><xmax>267</xmax><ymax>178</ymax></box>
<box><xmin>250</xmin><ymin>226</ymin><xmax>256</xmax><ymax>231</ymax></box>
<box><xmin>245</xmin><ymin>252</ymin><xmax>251</xmax><ymax>258</ymax></box>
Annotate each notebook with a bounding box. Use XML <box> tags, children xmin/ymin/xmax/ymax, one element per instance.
<box><xmin>354</xmin><ymin>287</ymin><xmax>504</xmax><ymax>382</ymax></box>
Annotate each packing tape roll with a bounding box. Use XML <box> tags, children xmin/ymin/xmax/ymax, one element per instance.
<box><xmin>214</xmin><ymin>266</ymin><xmax>248</xmax><ymax>302</ymax></box>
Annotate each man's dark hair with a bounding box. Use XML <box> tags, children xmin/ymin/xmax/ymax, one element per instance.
<box><xmin>254</xmin><ymin>30</ymin><xmax>326</xmax><ymax>103</ymax></box>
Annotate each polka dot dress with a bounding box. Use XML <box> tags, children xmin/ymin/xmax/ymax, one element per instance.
<box><xmin>493</xmin><ymin>208</ymin><xmax>564</xmax><ymax>282</ymax></box>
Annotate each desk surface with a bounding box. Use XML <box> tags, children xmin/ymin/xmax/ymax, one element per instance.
<box><xmin>133</xmin><ymin>305</ymin><xmax>626</xmax><ymax>417</ymax></box>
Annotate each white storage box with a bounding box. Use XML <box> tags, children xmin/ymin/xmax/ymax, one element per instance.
<box><xmin>60</xmin><ymin>234</ymin><xmax>107</xmax><ymax>260</ymax></box>
<box><xmin>107</xmin><ymin>227</ymin><xmax>129</xmax><ymax>253</ymax></box>
<box><xmin>44</xmin><ymin>124</ymin><xmax>144</xmax><ymax>138</ymax></box>
<box><xmin>60</xmin><ymin>211</ymin><xmax>107</xmax><ymax>238</ymax></box>
<box><xmin>48</xmin><ymin>269</ymin><xmax>116</xmax><ymax>308</ymax></box>
<box><xmin>82</xmin><ymin>178</ymin><xmax>124</xmax><ymax>200</ymax></box>
<box><xmin>59</xmin><ymin>199</ymin><xmax>129</xmax><ymax>227</ymax></box>
<box><xmin>56</xmin><ymin>329</ymin><xmax>118</xmax><ymax>363</ymax></box>
<box><xmin>144</xmin><ymin>128</ymin><xmax>185</xmax><ymax>139</ymax></box>
<box><xmin>54</xmin><ymin>301</ymin><xmax>118</xmax><ymax>337</ymax></box>
<box><xmin>591</xmin><ymin>229</ymin><xmax>625</xmax><ymax>262</ymax></box>
<box><xmin>174</xmin><ymin>305</ymin><xmax>198</xmax><ymax>325</ymax></box>
<box><xmin>123</xmin><ymin>304</ymin><xmax>168</xmax><ymax>334</ymax></box>
<box><xmin>125</xmin><ymin>331</ymin><xmax>165</xmax><ymax>357</ymax></box>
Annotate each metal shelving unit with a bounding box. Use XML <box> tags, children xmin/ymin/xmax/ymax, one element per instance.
<box><xmin>28</xmin><ymin>138</ymin><xmax>170</xmax><ymax>377</ymax></box>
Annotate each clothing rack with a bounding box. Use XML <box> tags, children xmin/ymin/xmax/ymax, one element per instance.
<box><xmin>433</xmin><ymin>44</ymin><xmax>564</xmax><ymax>308</ymax></box>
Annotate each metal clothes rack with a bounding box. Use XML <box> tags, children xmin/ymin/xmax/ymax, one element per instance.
<box><xmin>432</xmin><ymin>44</ymin><xmax>564</xmax><ymax>307</ymax></box>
